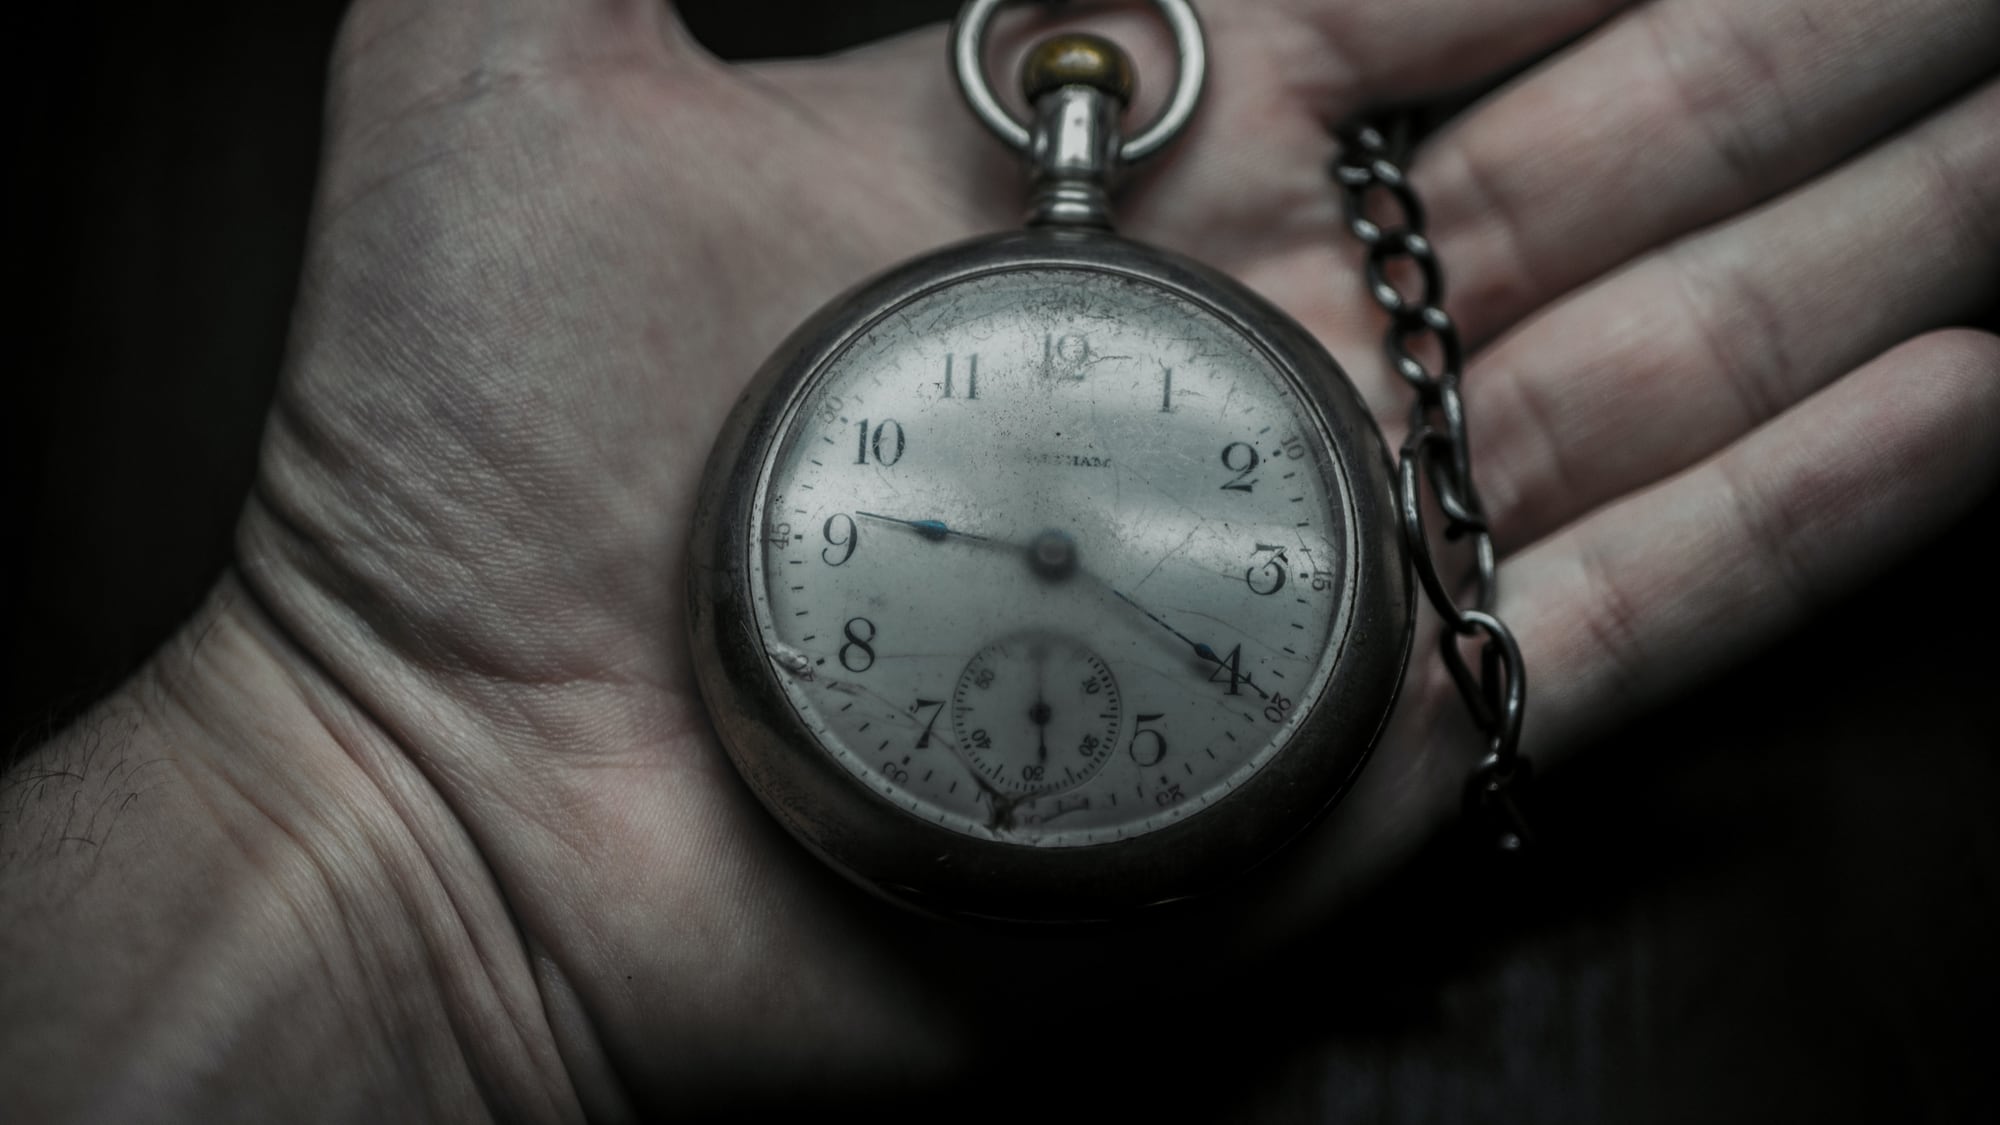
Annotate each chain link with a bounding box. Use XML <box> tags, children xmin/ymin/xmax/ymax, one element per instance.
<box><xmin>1332</xmin><ymin>122</ymin><xmax>1532</xmax><ymax>852</ymax></box>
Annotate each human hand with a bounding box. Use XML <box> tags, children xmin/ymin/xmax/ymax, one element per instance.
<box><xmin>16</xmin><ymin>0</ymin><xmax>1992</xmax><ymax>1116</ymax></box>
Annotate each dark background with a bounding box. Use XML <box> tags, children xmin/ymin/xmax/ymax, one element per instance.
<box><xmin>6</xmin><ymin>2</ymin><xmax>1996</xmax><ymax>1121</ymax></box>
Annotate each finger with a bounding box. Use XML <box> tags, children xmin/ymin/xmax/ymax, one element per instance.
<box><xmin>1419</xmin><ymin>0</ymin><xmax>2000</xmax><ymax>345</ymax></box>
<box><xmin>1279</xmin><ymin>0</ymin><xmax>1637</xmax><ymax>106</ymax></box>
<box><xmin>741</xmin><ymin>0</ymin><xmax>1635</xmax><ymax>265</ymax></box>
<box><xmin>1504</xmin><ymin>328</ymin><xmax>2000</xmax><ymax>760</ymax></box>
<box><xmin>1470</xmin><ymin>77</ymin><xmax>2000</xmax><ymax>552</ymax></box>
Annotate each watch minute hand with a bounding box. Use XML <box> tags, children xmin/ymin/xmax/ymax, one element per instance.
<box><xmin>1106</xmin><ymin>587</ymin><xmax>1269</xmax><ymax>700</ymax></box>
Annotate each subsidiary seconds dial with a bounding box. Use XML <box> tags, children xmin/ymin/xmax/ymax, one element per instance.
<box><xmin>951</xmin><ymin>633</ymin><xmax>1123</xmax><ymax>796</ymax></box>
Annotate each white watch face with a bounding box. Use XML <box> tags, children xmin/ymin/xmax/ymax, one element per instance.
<box><xmin>749</xmin><ymin>266</ymin><xmax>1357</xmax><ymax>847</ymax></box>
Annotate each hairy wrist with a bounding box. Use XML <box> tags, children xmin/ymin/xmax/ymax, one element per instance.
<box><xmin>0</xmin><ymin>577</ymin><xmax>584</xmax><ymax>1122</ymax></box>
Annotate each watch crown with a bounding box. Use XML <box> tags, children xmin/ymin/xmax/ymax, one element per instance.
<box><xmin>1020</xmin><ymin>33</ymin><xmax>1135</xmax><ymax>106</ymax></box>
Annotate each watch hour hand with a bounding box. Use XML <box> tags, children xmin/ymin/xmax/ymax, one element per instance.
<box><xmin>853</xmin><ymin>510</ymin><xmax>991</xmax><ymax>543</ymax></box>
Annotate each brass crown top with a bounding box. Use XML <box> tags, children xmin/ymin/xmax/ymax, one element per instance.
<box><xmin>1020</xmin><ymin>33</ymin><xmax>1136</xmax><ymax>105</ymax></box>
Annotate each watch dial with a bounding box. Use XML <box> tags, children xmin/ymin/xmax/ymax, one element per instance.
<box><xmin>750</xmin><ymin>266</ymin><xmax>1357</xmax><ymax>847</ymax></box>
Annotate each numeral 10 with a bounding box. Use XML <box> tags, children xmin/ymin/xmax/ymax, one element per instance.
<box><xmin>854</xmin><ymin>419</ymin><xmax>906</xmax><ymax>466</ymax></box>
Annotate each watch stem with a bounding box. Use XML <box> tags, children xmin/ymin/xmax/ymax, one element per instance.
<box><xmin>1019</xmin><ymin>34</ymin><xmax>1132</xmax><ymax>229</ymax></box>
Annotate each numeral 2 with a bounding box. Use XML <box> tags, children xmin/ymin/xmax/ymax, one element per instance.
<box><xmin>1220</xmin><ymin>442</ymin><xmax>1260</xmax><ymax>492</ymax></box>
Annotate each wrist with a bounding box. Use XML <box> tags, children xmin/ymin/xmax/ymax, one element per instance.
<box><xmin>0</xmin><ymin>576</ymin><xmax>584</xmax><ymax>1122</ymax></box>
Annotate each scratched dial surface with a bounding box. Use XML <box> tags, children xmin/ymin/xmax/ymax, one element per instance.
<box><xmin>750</xmin><ymin>266</ymin><xmax>1357</xmax><ymax>847</ymax></box>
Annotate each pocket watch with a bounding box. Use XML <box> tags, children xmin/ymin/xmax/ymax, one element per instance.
<box><xmin>688</xmin><ymin>0</ymin><xmax>1413</xmax><ymax>922</ymax></box>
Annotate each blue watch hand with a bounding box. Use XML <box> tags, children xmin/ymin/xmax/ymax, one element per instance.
<box><xmin>853</xmin><ymin>510</ymin><xmax>991</xmax><ymax>543</ymax></box>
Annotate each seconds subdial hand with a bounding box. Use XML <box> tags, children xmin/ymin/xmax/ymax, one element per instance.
<box><xmin>1030</xmin><ymin>646</ymin><xmax>1051</xmax><ymax>765</ymax></box>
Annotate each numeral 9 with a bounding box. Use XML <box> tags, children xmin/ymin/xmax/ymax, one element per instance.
<box><xmin>821</xmin><ymin>514</ymin><xmax>857</xmax><ymax>566</ymax></box>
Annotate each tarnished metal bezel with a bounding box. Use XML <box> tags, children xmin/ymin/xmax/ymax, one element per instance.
<box><xmin>687</xmin><ymin>227</ymin><xmax>1412</xmax><ymax>922</ymax></box>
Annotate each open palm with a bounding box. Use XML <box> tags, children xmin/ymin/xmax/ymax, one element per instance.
<box><xmin>230</xmin><ymin>0</ymin><xmax>1998</xmax><ymax>1112</ymax></box>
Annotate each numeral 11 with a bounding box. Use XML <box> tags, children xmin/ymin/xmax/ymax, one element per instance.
<box><xmin>943</xmin><ymin>354</ymin><xmax>978</xmax><ymax>400</ymax></box>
